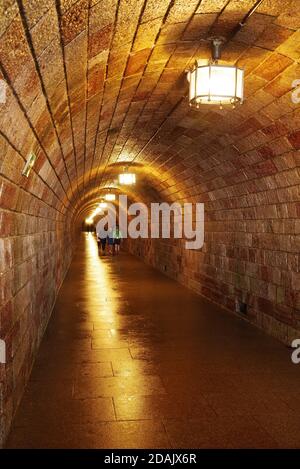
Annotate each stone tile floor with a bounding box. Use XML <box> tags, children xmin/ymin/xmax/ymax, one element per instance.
<box><xmin>6</xmin><ymin>233</ymin><xmax>300</xmax><ymax>448</ymax></box>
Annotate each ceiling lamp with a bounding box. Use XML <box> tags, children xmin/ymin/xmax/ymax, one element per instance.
<box><xmin>93</xmin><ymin>207</ymin><xmax>103</xmax><ymax>216</ymax></box>
<box><xmin>104</xmin><ymin>193</ymin><xmax>116</xmax><ymax>201</ymax></box>
<box><xmin>99</xmin><ymin>200</ymin><xmax>107</xmax><ymax>209</ymax></box>
<box><xmin>187</xmin><ymin>38</ymin><xmax>244</xmax><ymax>109</ymax></box>
<box><xmin>87</xmin><ymin>207</ymin><xmax>103</xmax><ymax>223</ymax></box>
<box><xmin>119</xmin><ymin>171</ymin><xmax>136</xmax><ymax>185</ymax></box>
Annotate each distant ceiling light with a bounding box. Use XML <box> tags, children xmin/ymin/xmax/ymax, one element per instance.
<box><xmin>119</xmin><ymin>172</ymin><xmax>136</xmax><ymax>185</ymax></box>
<box><xmin>87</xmin><ymin>207</ymin><xmax>103</xmax><ymax>222</ymax></box>
<box><xmin>86</xmin><ymin>218</ymin><xmax>93</xmax><ymax>224</ymax></box>
<box><xmin>105</xmin><ymin>193</ymin><xmax>116</xmax><ymax>201</ymax></box>
<box><xmin>22</xmin><ymin>151</ymin><xmax>37</xmax><ymax>177</ymax></box>
<box><xmin>187</xmin><ymin>38</ymin><xmax>244</xmax><ymax>109</ymax></box>
<box><xmin>93</xmin><ymin>207</ymin><xmax>103</xmax><ymax>216</ymax></box>
<box><xmin>99</xmin><ymin>201</ymin><xmax>107</xmax><ymax>209</ymax></box>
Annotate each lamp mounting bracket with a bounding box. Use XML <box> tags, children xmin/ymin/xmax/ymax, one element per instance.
<box><xmin>207</xmin><ymin>36</ymin><xmax>225</xmax><ymax>62</ymax></box>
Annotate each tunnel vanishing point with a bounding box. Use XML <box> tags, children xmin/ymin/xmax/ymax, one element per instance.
<box><xmin>1</xmin><ymin>0</ymin><xmax>300</xmax><ymax>449</ymax></box>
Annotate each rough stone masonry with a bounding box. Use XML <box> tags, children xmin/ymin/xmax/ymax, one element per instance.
<box><xmin>1</xmin><ymin>0</ymin><xmax>300</xmax><ymax>447</ymax></box>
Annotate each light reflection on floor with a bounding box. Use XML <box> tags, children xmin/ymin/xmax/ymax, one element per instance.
<box><xmin>84</xmin><ymin>232</ymin><xmax>121</xmax><ymax>322</ymax></box>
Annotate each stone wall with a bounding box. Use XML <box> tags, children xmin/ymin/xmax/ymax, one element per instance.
<box><xmin>124</xmin><ymin>177</ymin><xmax>300</xmax><ymax>347</ymax></box>
<box><xmin>1</xmin><ymin>0</ymin><xmax>300</xmax><ymax>447</ymax></box>
<box><xmin>0</xmin><ymin>139</ymin><xmax>74</xmax><ymax>446</ymax></box>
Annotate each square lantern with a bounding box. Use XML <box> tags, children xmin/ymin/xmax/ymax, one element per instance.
<box><xmin>119</xmin><ymin>173</ymin><xmax>136</xmax><ymax>185</ymax></box>
<box><xmin>188</xmin><ymin>62</ymin><xmax>244</xmax><ymax>108</ymax></box>
<box><xmin>105</xmin><ymin>193</ymin><xmax>116</xmax><ymax>201</ymax></box>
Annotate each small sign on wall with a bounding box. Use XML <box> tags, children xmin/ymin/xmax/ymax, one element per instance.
<box><xmin>0</xmin><ymin>339</ymin><xmax>6</xmax><ymax>364</ymax></box>
<box><xmin>0</xmin><ymin>79</ymin><xmax>6</xmax><ymax>104</ymax></box>
<box><xmin>22</xmin><ymin>152</ymin><xmax>37</xmax><ymax>177</ymax></box>
<box><xmin>292</xmin><ymin>79</ymin><xmax>300</xmax><ymax>104</ymax></box>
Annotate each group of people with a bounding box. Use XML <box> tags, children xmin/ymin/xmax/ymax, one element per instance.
<box><xmin>96</xmin><ymin>225</ymin><xmax>122</xmax><ymax>255</ymax></box>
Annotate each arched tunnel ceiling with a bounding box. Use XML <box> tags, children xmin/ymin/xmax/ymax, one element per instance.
<box><xmin>0</xmin><ymin>0</ymin><xmax>300</xmax><ymax>219</ymax></box>
<box><xmin>76</xmin><ymin>171</ymin><xmax>170</xmax><ymax>225</ymax></box>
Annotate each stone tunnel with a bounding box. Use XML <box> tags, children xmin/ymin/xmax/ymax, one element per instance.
<box><xmin>0</xmin><ymin>0</ymin><xmax>300</xmax><ymax>449</ymax></box>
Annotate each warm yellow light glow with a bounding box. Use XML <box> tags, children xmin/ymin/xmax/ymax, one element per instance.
<box><xmin>84</xmin><ymin>235</ymin><xmax>118</xmax><ymax>319</ymax></box>
<box><xmin>87</xmin><ymin>206</ymin><xmax>104</xmax><ymax>223</ymax></box>
<box><xmin>188</xmin><ymin>62</ymin><xmax>244</xmax><ymax>107</ymax></box>
<box><xmin>119</xmin><ymin>173</ymin><xmax>136</xmax><ymax>185</ymax></box>
<box><xmin>105</xmin><ymin>193</ymin><xmax>116</xmax><ymax>201</ymax></box>
<box><xmin>99</xmin><ymin>201</ymin><xmax>107</xmax><ymax>209</ymax></box>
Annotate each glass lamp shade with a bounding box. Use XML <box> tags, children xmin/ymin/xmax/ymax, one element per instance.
<box><xmin>188</xmin><ymin>62</ymin><xmax>244</xmax><ymax>107</ymax></box>
<box><xmin>104</xmin><ymin>193</ymin><xmax>116</xmax><ymax>201</ymax></box>
<box><xmin>119</xmin><ymin>173</ymin><xmax>136</xmax><ymax>185</ymax></box>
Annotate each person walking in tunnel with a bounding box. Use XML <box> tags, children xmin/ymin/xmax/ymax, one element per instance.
<box><xmin>113</xmin><ymin>224</ymin><xmax>122</xmax><ymax>255</ymax></box>
<box><xmin>96</xmin><ymin>226</ymin><xmax>107</xmax><ymax>255</ymax></box>
<box><xmin>107</xmin><ymin>227</ymin><xmax>115</xmax><ymax>255</ymax></box>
